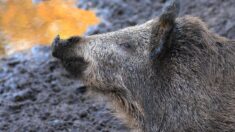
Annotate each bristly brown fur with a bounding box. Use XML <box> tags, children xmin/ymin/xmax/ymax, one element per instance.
<box><xmin>52</xmin><ymin>0</ymin><xmax>235</xmax><ymax>131</ymax></box>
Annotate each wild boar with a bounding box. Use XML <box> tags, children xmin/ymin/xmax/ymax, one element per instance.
<box><xmin>51</xmin><ymin>0</ymin><xmax>235</xmax><ymax>131</ymax></box>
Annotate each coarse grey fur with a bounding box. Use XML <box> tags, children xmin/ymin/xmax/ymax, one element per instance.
<box><xmin>51</xmin><ymin>0</ymin><xmax>235</xmax><ymax>131</ymax></box>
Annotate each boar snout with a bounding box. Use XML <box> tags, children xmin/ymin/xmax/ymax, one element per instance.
<box><xmin>51</xmin><ymin>35</ymin><xmax>88</xmax><ymax>76</ymax></box>
<box><xmin>51</xmin><ymin>35</ymin><xmax>82</xmax><ymax>59</ymax></box>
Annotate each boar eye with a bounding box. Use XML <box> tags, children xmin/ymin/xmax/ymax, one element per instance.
<box><xmin>119</xmin><ymin>42</ymin><xmax>132</xmax><ymax>50</ymax></box>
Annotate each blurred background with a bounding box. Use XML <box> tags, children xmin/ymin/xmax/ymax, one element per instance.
<box><xmin>0</xmin><ymin>0</ymin><xmax>234</xmax><ymax>131</ymax></box>
<box><xmin>0</xmin><ymin>0</ymin><xmax>99</xmax><ymax>56</ymax></box>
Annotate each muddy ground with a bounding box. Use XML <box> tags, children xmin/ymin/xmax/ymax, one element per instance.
<box><xmin>0</xmin><ymin>0</ymin><xmax>234</xmax><ymax>131</ymax></box>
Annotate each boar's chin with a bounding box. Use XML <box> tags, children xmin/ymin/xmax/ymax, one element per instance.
<box><xmin>61</xmin><ymin>57</ymin><xmax>88</xmax><ymax>77</ymax></box>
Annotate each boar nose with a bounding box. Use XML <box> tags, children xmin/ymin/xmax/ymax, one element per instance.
<box><xmin>51</xmin><ymin>35</ymin><xmax>82</xmax><ymax>59</ymax></box>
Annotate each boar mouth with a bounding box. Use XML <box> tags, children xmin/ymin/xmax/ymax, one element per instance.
<box><xmin>61</xmin><ymin>56</ymin><xmax>89</xmax><ymax>77</ymax></box>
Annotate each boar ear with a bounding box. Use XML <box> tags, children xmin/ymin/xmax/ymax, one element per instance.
<box><xmin>150</xmin><ymin>0</ymin><xmax>180</xmax><ymax>60</ymax></box>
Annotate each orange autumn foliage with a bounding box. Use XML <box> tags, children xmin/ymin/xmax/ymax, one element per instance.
<box><xmin>0</xmin><ymin>0</ymin><xmax>99</xmax><ymax>54</ymax></box>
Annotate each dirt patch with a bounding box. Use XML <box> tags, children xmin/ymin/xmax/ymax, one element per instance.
<box><xmin>0</xmin><ymin>0</ymin><xmax>234</xmax><ymax>131</ymax></box>
<box><xmin>0</xmin><ymin>46</ymin><xmax>127</xmax><ymax>132</ymax></box>
<box><xmin>79</xmin><ymin>0</ymin><xmax>235</xmax><ymax>39</ymax></box>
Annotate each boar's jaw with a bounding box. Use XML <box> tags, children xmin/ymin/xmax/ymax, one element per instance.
<box><xmin>61</xmin><ymin>57</ymin><xmax>89</xmax><ymax>76</ymax></box>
